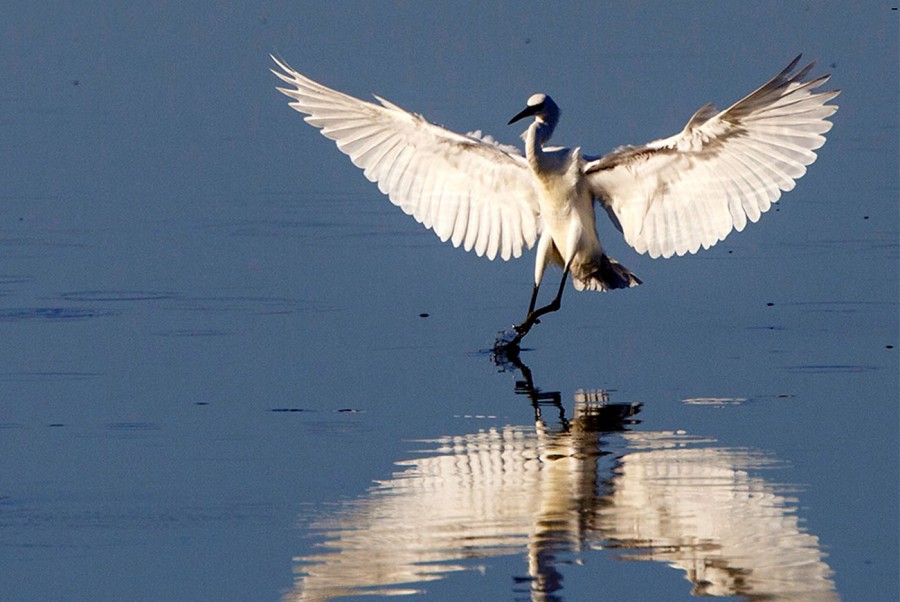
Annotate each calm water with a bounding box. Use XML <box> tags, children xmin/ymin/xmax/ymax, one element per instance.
<box><xmin>1</xmin><ymin>3</ymin><xmax>897</xmax><ymax>601</ymax></box>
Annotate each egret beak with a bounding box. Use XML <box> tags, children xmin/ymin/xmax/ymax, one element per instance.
<box><xmin>508</xmin><ymin>104</ymin><xmax>540</xmax><ymax>125</ymax></box>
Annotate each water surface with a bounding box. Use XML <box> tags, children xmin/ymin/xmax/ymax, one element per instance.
<box><xmin>1</xmin><ymin>3</ymin><xmax>897</xmax><ymax>601</ymax></box>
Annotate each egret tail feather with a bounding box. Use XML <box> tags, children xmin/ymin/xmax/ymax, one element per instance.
<box><xmin>574</xmin><ymin>255</ymin><xmax>641</xmax><ymax>291</ymax></box>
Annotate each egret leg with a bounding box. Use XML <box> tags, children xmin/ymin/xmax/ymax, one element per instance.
<box><xmin>526</xmin><ymin>283</ymin><xmax>540</xmax><ymax>315</ymax></box>
<box><xmin>530</xmin><ymin>266</ymin><xmax>569</xmax><ymax>321</ymax></box>
<box><xmin>513</xmin><ymin>266</ymin><xmax>570</xmax><ymax>339</ymax></box>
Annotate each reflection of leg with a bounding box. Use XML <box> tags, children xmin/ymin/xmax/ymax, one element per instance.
<box><xmin>501</xmin><ymin>347</ymin><xmax>568</xmax><ymax>427</ymax></box>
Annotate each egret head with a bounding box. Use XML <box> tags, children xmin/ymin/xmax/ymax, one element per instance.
<box><xmin>508</xmin><ymin>93</ymin><xmax>560</xmax><ymax>125</ymax></box>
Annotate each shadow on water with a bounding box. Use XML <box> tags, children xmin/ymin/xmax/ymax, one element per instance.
<box><xmin>287</xmin><ymin>354</ymin><xmax>837</xmax><ymax>601</ymax></box>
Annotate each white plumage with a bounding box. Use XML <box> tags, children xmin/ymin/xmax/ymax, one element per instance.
<box><xmin>585</xmin><ymin>58</ymin><xmax>838</xmax><ymax>259</ymax></box>
<box><xmin>271</xmin><ymin>55</ymin><xmax>838</xmax><ymax>340</ymax></box>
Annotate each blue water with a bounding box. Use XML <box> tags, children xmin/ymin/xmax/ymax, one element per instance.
<box><xmin>1</xmin><ymin>3</ymin><xmax>897</xmax><ymax>601</ymax></box>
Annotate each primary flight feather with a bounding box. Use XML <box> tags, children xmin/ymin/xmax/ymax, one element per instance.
<box><xmin>271</xmin><ymin>54</ymin><xmax>838</xmax><ymax>342</ymax></box>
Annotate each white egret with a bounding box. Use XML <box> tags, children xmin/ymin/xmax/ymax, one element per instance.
<box><xmin>271</xmin><ymin>55</ymin><xmax>838</xmax><ymax>343</ymax></box>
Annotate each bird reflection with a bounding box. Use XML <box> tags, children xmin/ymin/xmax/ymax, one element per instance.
<box><xmin>287</xmin><ymin>356</ymin><xmax>836</xmax><ymax>601</ymax></box>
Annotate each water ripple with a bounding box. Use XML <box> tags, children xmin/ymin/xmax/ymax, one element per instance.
<box><xmin>57</xmin><ymin>290</ymin><xmax>179</xmax><ymax>302</ymax></box>
<box><xmin>784</xmin><ymin>364</ymin><xmax>879</xmax><ymax>374</ymax></box>
<box><xmin>0</xmin><ymin>307</ymin><xmax>119</xmax><ymax>322</ymax></box>
<box><xmin>0</xmin><ymin>371</ymin><xmax>102</xmax><ymax>382</ymax></box>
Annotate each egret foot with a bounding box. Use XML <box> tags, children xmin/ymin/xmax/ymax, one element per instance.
<box><xmin>513</xmin><ymin>314</ymin><xmax>540</xmax><ymax>338</ymax></box>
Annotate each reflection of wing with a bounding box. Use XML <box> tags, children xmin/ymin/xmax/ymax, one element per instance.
<box><xmin>271</xmin><ymin>57</ymin><xmax>541</xmax><ymax>261</ymax></box>
<box><xmin>287</xmin><ymin>418</ymin><xmax>835</xmax><ymax>600</ymax></box>
<box><xmin>587</xmin><ymin>56</ymin><xmax>839</xmax><ymax>258</ymax></box>
<box><xmin>289</xmin><ymin>423</ymin><xmax>594</xmax><ymax>600</ymax></box>
<box><xmin>594</xmin><ymin>431</ymin><xmax>838</xmax><ymax>601</ymax></box>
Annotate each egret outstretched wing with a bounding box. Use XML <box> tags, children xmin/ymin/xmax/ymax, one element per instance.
<box><xmin>271</xmin><ymin>56</ymin><xmax>541</xmax><ymax>261</ymax></box>
<box><xmin>586</xmin><ymin>55</ymin><xmax>839</xmax><ymax>259</ymax></box>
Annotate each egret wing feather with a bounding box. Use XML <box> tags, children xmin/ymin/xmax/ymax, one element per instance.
<box><xmin>271</xmin><ymin>56</ymin><xmax>541</xmax><ymax>261</ymax></box>
<box><xmin>586</xmin><ymin>55</ymin><xmax>839</xmax><ymax>259</ymax></box>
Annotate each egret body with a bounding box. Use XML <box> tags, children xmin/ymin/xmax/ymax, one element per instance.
<box><xmin>271</xmin><ymin>56</ymin><xmax>838</xmax><ymax>343</ymax></box>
